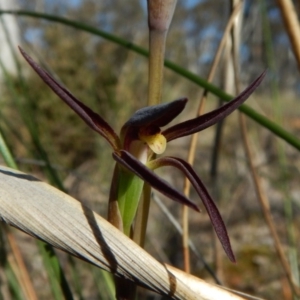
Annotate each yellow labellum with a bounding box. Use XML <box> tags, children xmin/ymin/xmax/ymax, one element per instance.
<box><xmin>139</xmin><ymin>133</ymin><xmax>167</xmax><ymax>154</ymax></box>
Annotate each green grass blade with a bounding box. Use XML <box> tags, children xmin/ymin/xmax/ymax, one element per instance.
<box><xmin>0</xmin><ymin>130</ymin><xmax>17</xmax><ymax>169</ymax></box>
<box><xmin>5</xmin><ymin>263</ymin><xmax>23</xmax><ymax>300</ymax></box>
<box><xmin>91</xmin><ymin>267</ymin><xmax>115</xmax><ymax>300</ymax></box>
<box><xmin>0</xmin><ymin>107</ymin><xmax>74</xmax><ymax>300</ymax></box>
<box><xmin>68</xmin><ymin>256</ymin><xmax>84</xmax><ymax>300</ymax></box>
<box><xmin>0</xmin><ymin>49</ymin><xmax>74</xmax><ymax>300</ymax></box>
<box><xmin>0</xmin><ymin>225</ymin><xmax>22</xmax><ymax>300</ymax></box>
<box><xmin>0</xmin><ymin>54</ymin><xmax>64</xmax><ymax>191</ymax></box>
<box><xmin>0</xmin><ymin>10</ymin><xmax>299</xmax><ymax>151</ymax></box>
<box><xmin>37</xmin><ymin>241</ymin><xmax>73</xmax><ymax>300</ymax></box>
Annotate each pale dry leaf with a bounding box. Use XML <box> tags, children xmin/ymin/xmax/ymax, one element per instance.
<box><xmin>0</xmin><ymin>166</ymin><xmax>246</xmax><ymax>300</ymax></box>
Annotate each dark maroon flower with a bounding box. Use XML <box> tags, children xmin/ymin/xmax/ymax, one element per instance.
<box><xmin>20</xmin><ymin>46</ymin><xmax>266</xmax><ymax>262</ymax></box>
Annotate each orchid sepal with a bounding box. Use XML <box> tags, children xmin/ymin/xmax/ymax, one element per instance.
<box><xmin>148</xmin><ymin>156</ymin><xmax>235</xmax><ymax>262</ymax></box>
<box><xmin>163</xmin><ymin>70</ymin><xmax>266</xmax><ymax>142</ymax></box>
<box><xmin>113</xmin><ymin>150</ymin><xmax>200</xmax><ymax>212</ymax></box>
<box><xmin>19</xmin><ymin>47</ymin><xmax>121</xmax><ymax>152</ymax></box>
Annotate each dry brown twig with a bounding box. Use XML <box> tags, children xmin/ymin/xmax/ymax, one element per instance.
<box><xmin>230</xmin><ymin>0</ymin><xmax>300</xmax><ymax>296</ymax></box>
<box><xmin>277</xmin><ymin>0</ymin><xmax>300</xmax><ymax>71</ymax></box>
<box><xmin>6</xmin><ymin>230</ymin><xmax>38</xmax><ymax>300</ymax></box>
<box><xmin>182</xmin><ymin>1</ymin><xmax>243</xmax><ymax>274</ymax></box>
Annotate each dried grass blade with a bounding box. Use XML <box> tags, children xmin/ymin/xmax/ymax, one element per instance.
<box><xmin>0</xmin><ymin>166</ymin><xmax>247</xmax><ymax>299</ymax></box>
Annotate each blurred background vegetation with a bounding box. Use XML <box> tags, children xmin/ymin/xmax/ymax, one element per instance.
<box><xmin>0</xmin><ymin>0</ymin><xmax>300</xmax><ymax>299</ymax></box>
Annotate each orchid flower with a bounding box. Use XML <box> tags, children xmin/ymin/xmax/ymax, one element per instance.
<box><xmin>20</xmin><ymin>47</ymin><xmax>265</xmax><ymax>262</ymax></box>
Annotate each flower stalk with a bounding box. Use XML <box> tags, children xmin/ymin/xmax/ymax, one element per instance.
<box><xmin>147</xmin><ymin>0</ymin><xmax>177</xmax><ymax>106</ymax></box>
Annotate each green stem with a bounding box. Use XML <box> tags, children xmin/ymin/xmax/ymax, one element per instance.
<box><xmin>148</xmin><ymin>30</ymin><xmax>167</xmax><ymax>106</ymax></box>
<box><xmin>133</xmin><ymin>183</ymin><xmax>151</xmax><ymax>247</ymax></box>
<box><xmin>147</xmin><ymin>0</ymin><xmax>177</xmax><ymax>106</ymax></box>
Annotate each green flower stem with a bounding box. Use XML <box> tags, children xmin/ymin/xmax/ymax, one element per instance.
<box><xmin>117</xmin><ymin>167</ymin><xmax>145</xmax><ymax>236</ymax></box>
<box><xmin>0</xmin><ymin>131</ymin><xmax>17</xmax><ymax>169</ymax></box>
<box><xmin>133</xmin><ymin>183</ymin><xmax>152</xmax><ymax>247</ymax></box>
<box><xmin>1</xmin><ymin>10</ymin><xmax>299</xmax><ymax>151</ymax></box>
<box><xmin>148</xmin><ymin>30</ymin><xmax>167</xmax><ymax>106</ymax></box>
<box><xmin>147</xmin><ymin>0</ymin><xmax>177</xmax><ymax>106</ymax></box>
<box><xmin>107</xmin><ymin>165</ymin><xmax>123</xmax><ymax>230</ymax></box>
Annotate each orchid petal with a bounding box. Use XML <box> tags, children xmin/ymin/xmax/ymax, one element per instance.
<box><xmin>122</xmin><ymin>98</ymin><xmax>187</xmax><ymax>129</ymax></box>
<box><xmin>163</xmin><ymin>71</ymin><xmax>266</xmax><ymax>142</ymax></box>
<box><xmin>148</xmin><ymin>156</ymin><xmax>235</xmax><ymax>262</ymax></box>
<box><xmin>112</xmin><ymin>150</ymin><xmax>200</xmax><ymax>212</ymax></box>
<box><xmin>19</xmin><ymin>47</ymin><xmax>121</xmax><ymax>152</ymax></box>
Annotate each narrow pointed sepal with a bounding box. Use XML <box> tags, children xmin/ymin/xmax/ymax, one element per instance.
<box><xmin>19</xmin><ymin>47</ymin><xmax>121</xmax><ymax>152</ymax></box>
<box><xmin>163</xmin><ymin>71</ymin><xmax>266</xmax><ymax>142</ymax></box>
<box><xmin>112</xmin><ymin>150</ymin><xmax>200</xmax><ymax>212</ymax></box>
<box><xmin>148</xmin><ymin>156</ymin><xmax>235</xmax><ymax>262</ymax></box>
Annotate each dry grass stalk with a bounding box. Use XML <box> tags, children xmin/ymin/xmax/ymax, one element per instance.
<box><xmin>182</xmin><ymin>1</ymin><xmax>243</xmax><ymax>273</ymax></box>
<box><xmin>277</xmin><ymin>0</ymin><xmax>300</xmax><ymax>71</ymax></box>
<box><xmin>6</xmin><ymin>230</ymin><xmax>38</xmax><ymax>300</ymax></box>
<box><xmin>230</xmin><ymin>1</ymin><xmax>300</xmax><ymax>295</ymax></box>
